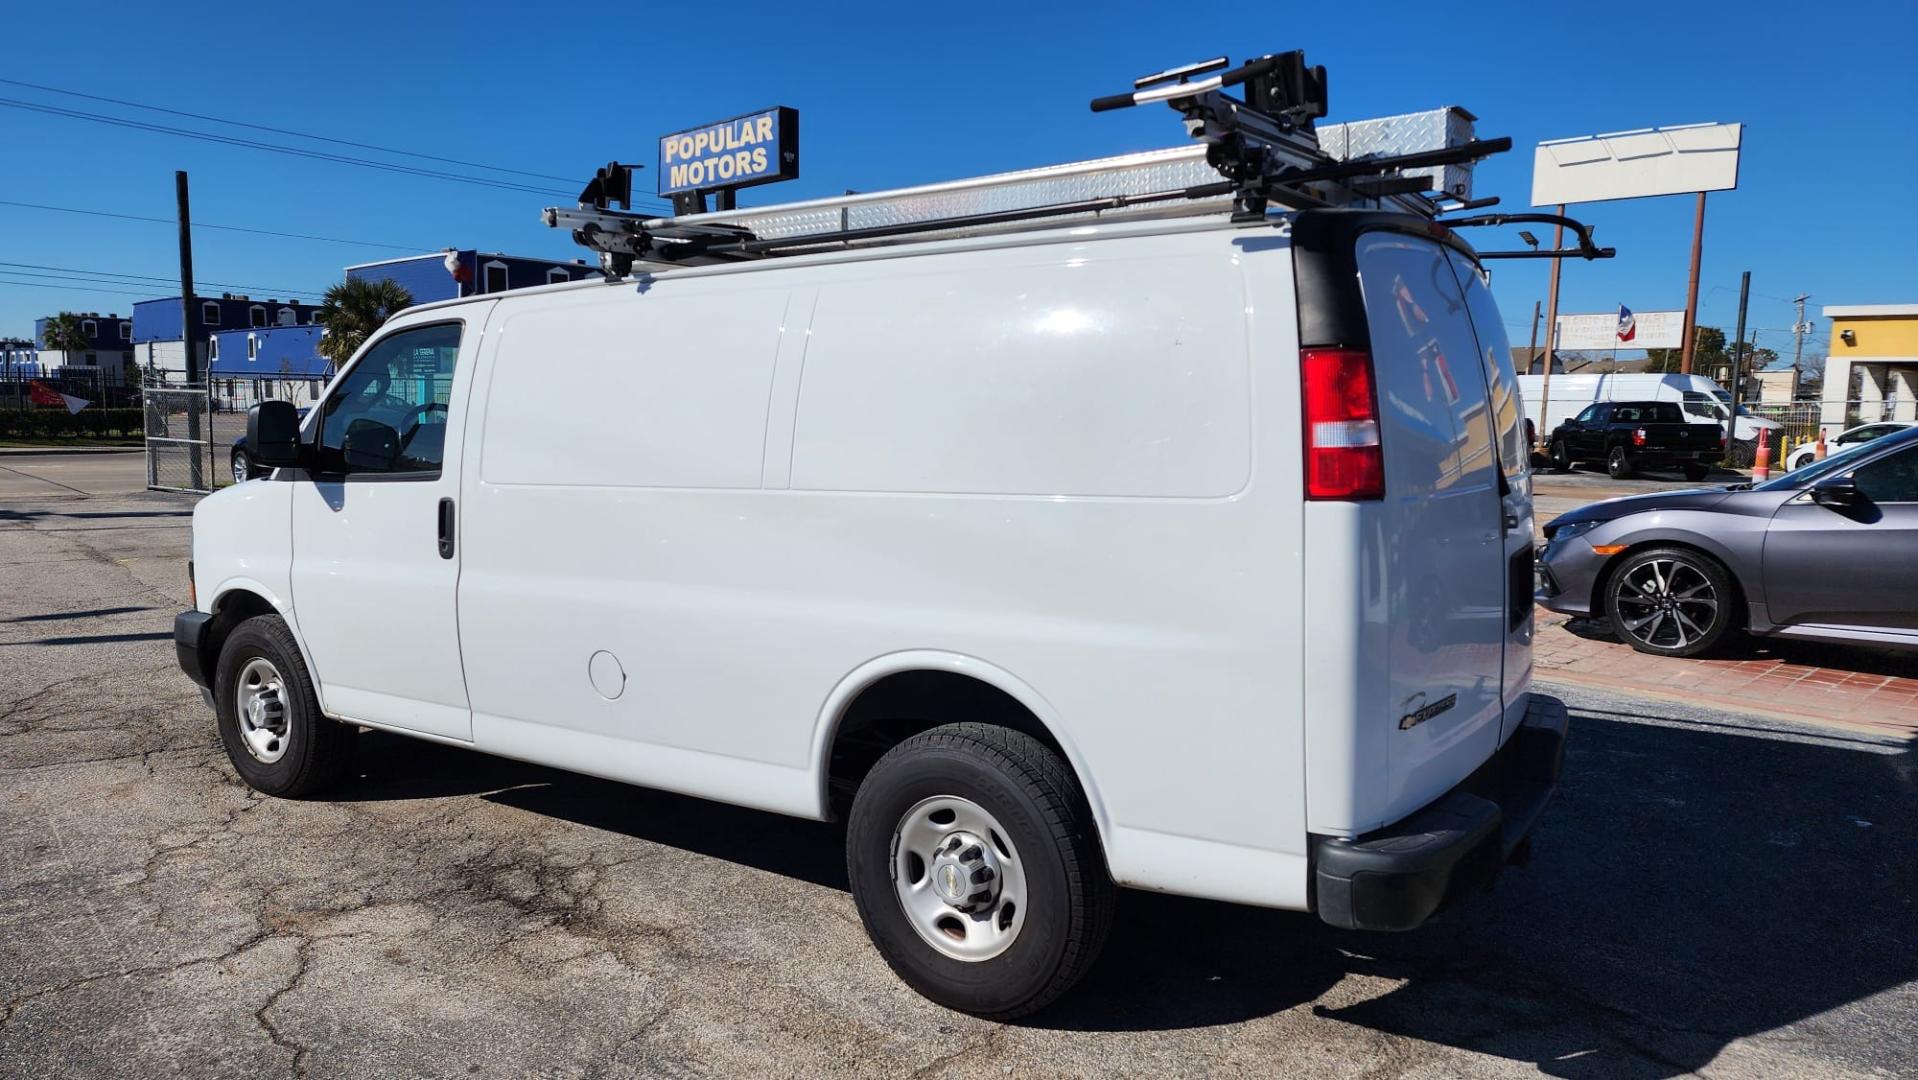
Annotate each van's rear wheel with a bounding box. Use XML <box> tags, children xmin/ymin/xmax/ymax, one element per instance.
<box><xmin>846</xmin><ymin>723</ymin><xmax>1112</xmax><ymax>1019</ymax></box>
<box><xmin>1606</xmin><ymin>445</ymin><xmax>1635</xmax><ymax>479</ymax></box>
<box><xmin>214</xmin><ymin>614</ymin><xmax>355</xmax><ymax>797</ymax></box>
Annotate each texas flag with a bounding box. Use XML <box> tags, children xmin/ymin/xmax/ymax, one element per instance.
<box><xmin>27</xmin><ymin>381</ymin><xmax>90</xmax><ymax>414</ymax></box>
<box><xmin>1616</xmin><ymin>304</ymin><xmax>1637</xmax><ymax>344</ymax></box>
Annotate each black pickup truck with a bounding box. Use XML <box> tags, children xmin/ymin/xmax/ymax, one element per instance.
<box><xmin>1545</xmin><ymin>400</ymin><xmax>1725</xmax><ymax>480</ymax></box>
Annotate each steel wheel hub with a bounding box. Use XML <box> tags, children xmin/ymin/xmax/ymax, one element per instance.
<box><xmin>234</xmin><ymin>657</ymin><xmax>290</xmax><ymax>763</ymax></box>
<box><xmin>892</xmin><ymin>796</ymin><xmax>1027</xmax><ymax>962</ymax></box>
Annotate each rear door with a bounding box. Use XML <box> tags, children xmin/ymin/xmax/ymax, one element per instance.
<box><xmin>1353</xmin><ymin>233</ymin><xmax>1506</xmax><ymax>810</ymax></box>
<box><xmin>1447</xmin><ymin>250</ymin><xmax>1535</xmax><ymax>736</ymax></box>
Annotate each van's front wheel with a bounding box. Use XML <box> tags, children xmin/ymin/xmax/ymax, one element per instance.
<box><xmin>214</xmin><ymin>614</ymin><xmax>356</xmax><ymax>797</ymax></box>
<box><xmin>846</xmin><ymin>723</ymin><xmax>1112</xmax><ymax>1019</ymax></box>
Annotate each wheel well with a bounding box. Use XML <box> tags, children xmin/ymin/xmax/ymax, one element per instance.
<box><xmin>1592</xmin><ymin>541</ymin><xmax>1749</xmax><ymax>627</ymax></box>
<box><xmin>825</xmin><ymin>670</ymin><xmax>1074</xmax><ymax>821</ymax></box>
<box><xmin>203</xmin><ymin>589</ymin><xmax>278</xmax><ymax>677</ymax></box>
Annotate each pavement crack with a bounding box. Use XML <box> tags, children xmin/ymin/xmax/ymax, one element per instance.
<box><xmin>254</xmin><ymin>936</ymin><xmax>317</xmax><ymax>1077</ymax></box>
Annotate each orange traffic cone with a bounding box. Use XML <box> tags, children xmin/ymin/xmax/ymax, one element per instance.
<box><xmin>1752</xmin><ymin>428</ymin><xmax>1772</xmax><ymax>481</ymax></box>
<box><xmin>1815</xmin><ymin>429</ymin><xmax>1829</xmax><ymax>461</ymax></box>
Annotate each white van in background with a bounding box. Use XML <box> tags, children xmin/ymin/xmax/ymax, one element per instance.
<box><xmin>175</xmin><ymin>205</ymin><xmax>1566</xmax><ymax>1018</ymax></box>
<box><xmin>1517</xmin><ymin>372</ymin><xmax>1781</xmax><ymax>445</ymax></box>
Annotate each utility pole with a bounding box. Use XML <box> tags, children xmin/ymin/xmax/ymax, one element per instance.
<box><xmin>1727</xmin><ymin>271</ymin><xmax>1751</xmax><ymax>460</ymax></box>
<box><xmin>175</xmin><ymin>170</ymin><xmax>205</xmax><ymax>490</ymax></box>
<box><xmin>1680</xmin><ymin>191</ymin><xmax>1707</xmax><ymax>374</ymax></box>
<box><xmin>1790</xmin><ymin>293</ymin><xmax>1812</xmax><ymax>377</ymax></box>
<box><xmin>1527</xmin><ymin>300</ymin><xmax>1542</xmax><ymax>368</ymax></box>
<box><xmin>1535</xmin><ymin>205</ymin><xmax>1567</xmax><ymax>449</ymax></box>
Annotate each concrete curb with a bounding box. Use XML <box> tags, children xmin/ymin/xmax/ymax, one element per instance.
<box><xmin>0</xmin><ymin>446</ymin><xmax>145</xmax><ymax>455</ymax></box>
<box><xmin>1536</xmin><ymin>668</ymin><xmax>1916</xmax><ymax>742</ymax></box>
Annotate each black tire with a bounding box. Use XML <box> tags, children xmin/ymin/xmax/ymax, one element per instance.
<box><xmin>1606</xmin><ymin>445</ymin><xmax>1635</xmax><ymax>479</ymax></box>
<box><xmin>846</xmin><ymin>723</ymin><xmax>1113</xmax><ymax>1019</ymax></box>
<box><xmin>1682</xmin><ymin>463</ymin><xmax>1711</xmax><ymax>482</ymax></box>
<box><xmin>213</xmin><ymin>614</ymin><xmax>356</xmax><ymax>797</ymax></box>
<box><xmin>230</xmin><ymin>449</ymin><xmax>249</xmax><ymax>484</ymax></box>
<box><xmin>1603</xmin><ymin>546</ymin><xmax>1738</xmax><ymax>657</ymax></box>
<box><xmin>1548</xmin><ymin>440</ymin><xmax>1571</xmax><ymax>473</ymax></box>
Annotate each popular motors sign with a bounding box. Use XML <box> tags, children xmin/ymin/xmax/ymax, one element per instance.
<box><xmin>657</xmin><ymin>107</ymin><xmax>799</xmax><ymax>197</ymax></box>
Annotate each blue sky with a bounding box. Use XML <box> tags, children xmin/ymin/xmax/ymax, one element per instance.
<box><xmin>5</xmin><ymin>0</ymin><xmax>1914</xmax><ymax>365</ymax></box>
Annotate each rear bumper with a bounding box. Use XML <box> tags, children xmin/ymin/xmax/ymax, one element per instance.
<box><xmin>1311</xmin><ymin>693</ymin><xmax>1568</xmax><ymax>931</ymax></box>
<box><xmin>174</xmin><ymin>610</ymin><xmax>215</xmax><ymax>689</ymax></box>
<box><xmin>1629</xmin><ymin>449</ymin><xmax>1722</xmax><ymax>466</ymax></box>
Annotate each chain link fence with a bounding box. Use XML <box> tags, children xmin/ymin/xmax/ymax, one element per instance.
<box><xmin>144</xmin><ymin>383</ymin><xmax>215</xmax><ymax>493</ymax></box>
<box><xmin>1749</xmin><ymin>399</ymin><xmax>1912</xmax><ymax>444</ymax></box>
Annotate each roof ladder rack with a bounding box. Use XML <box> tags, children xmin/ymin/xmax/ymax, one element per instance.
<box><xmin>543</xmin><ymin>49</ymin><xmax>1613</xmax><ymax>274</ymax></box>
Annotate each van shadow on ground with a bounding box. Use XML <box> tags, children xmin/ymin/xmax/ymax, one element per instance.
<box><xmin>337</xmin><ymin>706</ymin><xmax>1915</xmax><ymax>1077</ymax></box>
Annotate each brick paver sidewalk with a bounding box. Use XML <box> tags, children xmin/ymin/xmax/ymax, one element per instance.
<box><xmin>1534</xmin><ymin>610</ymin><xmax>1918</xmax><ymax>740</ymax></box>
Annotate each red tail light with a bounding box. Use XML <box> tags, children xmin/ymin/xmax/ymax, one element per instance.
<box><xmin>1301</xmin><ymin>348</ymin><xmax>1384</xmax><ymax>500</ymax></box>
<box><xmin>1633</xmin><ymin>427</ymin><xmax>1647</xmax><ymax>447</ymax></box>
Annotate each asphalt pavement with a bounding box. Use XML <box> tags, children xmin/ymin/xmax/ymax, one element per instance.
<box><xmin>2</xmin><ymin>456</ymin><xmax>1912</xmax><ymax>1078</ymax></box>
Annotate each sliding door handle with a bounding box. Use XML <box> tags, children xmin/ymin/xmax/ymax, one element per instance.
<box><xmin>437</xmin><ymin>497</ymin><xmax>455</xmax><ymax>559</ymax></box>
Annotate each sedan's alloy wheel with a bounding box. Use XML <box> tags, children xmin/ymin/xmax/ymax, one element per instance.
<box><xmin>1614</xmin><ymin>558</ymin><xmax>1719</xmax><ymax>651</ymax></box>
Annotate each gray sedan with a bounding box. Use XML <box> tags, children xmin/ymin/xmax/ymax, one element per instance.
<box><xmin>1536</xmin><ymin>425</ymin><xmax>1918</xmax><ymax>657</ymax></box>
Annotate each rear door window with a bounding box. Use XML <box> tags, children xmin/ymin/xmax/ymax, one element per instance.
<box><xmin>1353</xmin><ymin>234</ymin><xmax>1498</xmax><ymax>494</ymax></box>
<box><xmin>1446</xmin><ymin>251</ymin><xmax>1528</xmax><ymax>484</ymax></box>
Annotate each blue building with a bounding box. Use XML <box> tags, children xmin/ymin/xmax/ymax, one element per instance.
<box><xmin>131</xmin><ymin>294</ymin><xmax>321</xmax><ymax>381</ymax></box>
<box><xmin>30</xmin><ymin>311</ymin><xmax>135</xmax><ymax>383</ymax></box>
<box><xmin>132</xmin><ymin>294</ymin><xmax>321</xmax><ymax>345</ymax></box>
<box><xmin>209</xmin><ymin>326</ymin><xmax>330</xmax><ymax>409</ymax></box>
<box><xmin>2</xmin><ymin>337</ymin><xmax>42</xmax><ymax>377</ymax></box>
<box><xmin>346</xmin><ymin>250</ymin><xmax>591</xmax><ymax>304</ymax></box>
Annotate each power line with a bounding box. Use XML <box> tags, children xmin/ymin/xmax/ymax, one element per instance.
<box><xmin>0</xmin><ymin>198</ymin><xmax>426</xmax><ymax>252</ymax></box>
<box><xmin>0</xmin><ymin>261</ymin><xmax>324</xmax><ymax>298</ymax></box>
<box><xmin>0</xmin><ymin>276</ymin><xmax>157</xmax><ymax>299</ymax></box>
<box><xmin>0</xmin><ymin>96</ymin><xmax>577</xmax><ymax>198</ymax></box>
<box><xmin>0</xmin><ymin>76</ymin><xmax>584</xmax><ymax>185</ymax></box>
<box><xmin>0</xmin><ymin>79</ymin><xmax>673</xmax><ymax>210</ymax></box>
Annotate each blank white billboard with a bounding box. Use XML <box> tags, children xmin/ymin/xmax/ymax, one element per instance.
<box><xmin>1533</xmin><ymin>123</ymin><xmax>1741</xmax><ymax>207</ymax></box>
<box><xmin>1555</xmin><ymin>310</ymin><xmax>1685</xmax><ymax>351</ymax></box>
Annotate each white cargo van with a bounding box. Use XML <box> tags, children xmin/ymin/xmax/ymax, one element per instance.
<box><xmin>174</xmin><ymin>63</ymin><xmax>1566</xmax><ymax>1017</ymax></box>
<box><xmin>1517</xmin><ymin>371</ymin><xmax>1781</xmax><ymax>444</ymax></box>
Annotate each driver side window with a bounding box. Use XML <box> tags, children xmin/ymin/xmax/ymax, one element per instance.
<box><xmin>318</xmin><ymin>322</ymin><xmax>462</xmax><ymax>477</ymax></box>
<box><xmin>1852</xmin><ymin>446</ymin><xmax>1918</xmax><ymax>504</ymax></box>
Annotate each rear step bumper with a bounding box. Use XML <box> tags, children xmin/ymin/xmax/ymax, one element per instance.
<box><xmin>1311</xmin><ymin>693</ymin><xmax>1568</xmax><ymax>932</ymax></box>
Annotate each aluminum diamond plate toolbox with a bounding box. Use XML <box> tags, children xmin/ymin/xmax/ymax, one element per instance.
<box><xmin>1318</xmin><ymin>107</ymin><xmax>1479</xmax><ymax>197</ymax></box>
<box><xmin>668</xmin><ymin>145</ymin><xmax>1229</xmax><ymax>241</ymax></box>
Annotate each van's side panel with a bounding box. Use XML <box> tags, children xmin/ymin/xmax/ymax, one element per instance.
<box><xmin>456</xmin><ymin>281</ymin><xmax>817</xmax><ymax>814</ymax></box>
<box><xmin>454</xmin><ymin>225</ymin><xmax>1312</xmax><ymax>907</ymax></box>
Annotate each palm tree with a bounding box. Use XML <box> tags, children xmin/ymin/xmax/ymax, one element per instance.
<box><xmin>41</xmin><ymin>312</ymin><xmax>89</xmax><ymax>370</ymax></box>
<box><xmin>315</xmin><ymin>277</ymin><xmax>413</xmax><ymax>368</ymax></box>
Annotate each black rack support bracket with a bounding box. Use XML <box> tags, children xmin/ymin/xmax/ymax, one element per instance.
<box><xmin>1444</xmin><ymin>211</ymin><xmax>1615</xmax><ymax>261</ymax></box>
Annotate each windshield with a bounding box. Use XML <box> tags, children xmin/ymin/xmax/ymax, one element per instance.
<box><xmin>1753</xmin><ymin>436</ymin><xmax>1891</xmax><ymax>490</ymax></box>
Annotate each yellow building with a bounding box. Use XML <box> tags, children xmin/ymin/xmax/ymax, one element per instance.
<box><xmin>1823</xmin><ymin>304</ymin><xmax>1918</xmax><ymax>426</ymax></box>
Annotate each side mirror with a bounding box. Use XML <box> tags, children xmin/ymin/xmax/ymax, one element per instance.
<box><xmin>340</xmin><ymin>418</ymin><xmax>400</xmax><ymax>472</ymax></box>
<box><xmin>246</xmin><ymin>401</ymin><xmax>303</xmax><ymax>468</ymax></box>
<box><xmin>1810</xmin><ymin>476</ymin><xmax>1859</xmax><ymax>510</ymax></box>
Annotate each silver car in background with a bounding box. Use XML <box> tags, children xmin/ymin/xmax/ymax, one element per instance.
<box><xmin>1536</xmin><ymin>426</ymin><xmax>1918</xmax><ymax>657</ymax></box>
